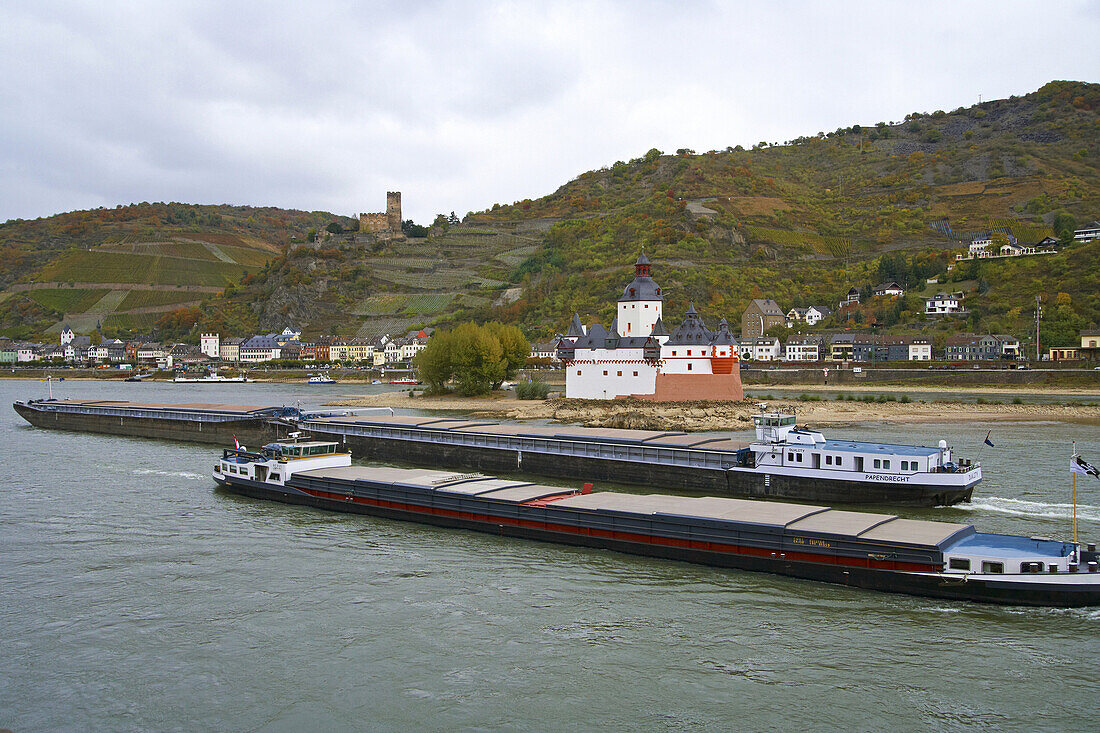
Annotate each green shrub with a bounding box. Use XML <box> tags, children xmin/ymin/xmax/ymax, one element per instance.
<box><xmin>1012</xmin><ymin>397</ymin><xmax>1023</xmax><ymax>404</ymax></box>
<box><xmin>516</xmin><ymin>379</ymin><xmax>551</xmax><ymax>400</ymax></box>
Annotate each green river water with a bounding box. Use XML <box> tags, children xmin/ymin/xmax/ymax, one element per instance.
<box><xmin>1</xmin><ymin>379</ymin><xmax>1098</xmax><ymax>731</ymax></box>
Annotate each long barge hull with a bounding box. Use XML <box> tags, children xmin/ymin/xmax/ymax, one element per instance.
<box><xmin>214</xmin><ymin>470</ymin><xmax>1098</xmax><ymax>607</ymax></box>
<box><xmin>13</xmin><ymin>399</ymin><xmax>977</xmax><ymax>506</ymax></box>
<box><xmin>13</xmin><ymin>400</ymin><xmax>282</xmax><ymax>447</ymax></box>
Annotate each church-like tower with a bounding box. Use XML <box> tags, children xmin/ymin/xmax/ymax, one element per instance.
<box><xmin>616</xmin><ymin>253</ymin><xmax>663</xmax><ymax>337</ymax></box>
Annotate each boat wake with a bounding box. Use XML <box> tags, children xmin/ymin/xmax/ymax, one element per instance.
<box><xmin>133</xmin><ymin>469</ymin><xmax>206</xmax><ymax>481</ymax></box>
<box><xmin>955</xmin><ymin>496</ymin><xmax>1100</xmax><ymax>523</ymax></box>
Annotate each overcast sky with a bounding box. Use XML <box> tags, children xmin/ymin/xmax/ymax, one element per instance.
<box><xmin>1</xmin><ymin>1</ymin><xmax>1096</xmax><ymax>225</ymax></box>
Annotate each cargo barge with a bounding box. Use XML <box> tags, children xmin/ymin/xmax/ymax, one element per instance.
<box><xmin>12</xmin><ymin>398</ymin><xmax>292</xmax><ymax>446</ymax></box>
<box><xmin>298</xmin><ymin>406</ymin><xmax>980</xmax><ymax>506</ymax></box>
<box><xmin>13</xmin><ymin>398</ymin><xmax>980</xmax><ymax>506</ymax></box>
<box><xmin>212</xmin><ymin>436</ymin><xmax>1100</xmax><ymax>607</ymax></box>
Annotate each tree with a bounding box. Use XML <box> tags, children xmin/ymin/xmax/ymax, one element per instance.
<box><xmin>450</xmin><ymin>323</ymin><xmax>504</xmax><ymax>396</ymax></box>
<box><xmin>414</xmin><ymin>331</ymin><xmax>454</xmax><ymax>393</ymax></box>
<box><xmin>325</xmin><ymin>222</ymin><xmax>343</xmax><ymax>234</ymax></box>
<box><xmin>484</xmin><ymin>321</ymin><xmax>529</xmax><ymax>385</ymax></box>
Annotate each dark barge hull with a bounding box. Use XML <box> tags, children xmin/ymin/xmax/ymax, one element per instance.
<box><xmin>13</xmin><ymin>402</ymin><xmax>280</xmax><ymax>447</ymax></box>
<box><xmin>332</xmin><ymin>431</ymin><xmax>974</xmax><ymax>507</ymax></box>
<box><xmin>215</xmin><ymin>475</ymin><xmax>1097</xmax><ymax>607</ymax></box>
<box><xmin>13</xmin><ymin>399</ymin><xmax>976</xmax><ymax>506</ymax></box>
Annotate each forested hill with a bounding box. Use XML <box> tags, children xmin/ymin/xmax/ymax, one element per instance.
<box><xmin>1</xmin><ymin>81</ymin><xmax>1096</xmax><ymax>347</ymax></box>
<box><xmin>0</xmin><ymin>203</ymin><xmax>352</xmax><ymax>339</ymax></box>
<box><xmin>470</xmin><ymin>80</ymin><xmax>1099</xmax><ymax>346</ymax></box>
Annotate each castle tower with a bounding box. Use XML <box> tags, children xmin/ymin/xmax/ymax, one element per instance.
<box><xmin>386</xmin><ymin>191</ymin><xmax>402</xmax><ymax>233</ymax></box>
<box><xmin>616</xmin><ymin>252</ymin><xmax>663</xmax><ymax>337</ymax></box>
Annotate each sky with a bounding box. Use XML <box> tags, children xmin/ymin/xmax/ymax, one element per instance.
<box><xmin>1</xmin><ymin>0</ymin><xmax>1097</xmax><ymax>225</ymax></box>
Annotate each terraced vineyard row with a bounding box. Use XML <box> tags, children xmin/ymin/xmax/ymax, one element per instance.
<box><xmin>746</xmin><ymin>226</ymin><xmax>852</xmax><ymax>258</ymax></box>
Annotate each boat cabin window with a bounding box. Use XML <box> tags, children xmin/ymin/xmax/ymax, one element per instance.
<box><xmin>981</xmin><ymin>561</ymin><xmax>1004</xmax><ymax>574</ymax></box>
<box><xmin>883</xmin><ymin>460</ymin><xmax>890</xmax><ymax>470</ymax></box>
<box><xmin>835</xmin><ymin>457</ymin><xmax>842</xmax><ymax>466</ymax></box>
<box><xmin>755</xmin><ymin>415</ymin><xmax>797</xmax><ymax>427</ymax></box>
<box><xmin>826</xmin><ymin>456</ymin><xmax>832</xmax><ymax>465</ymax></box>
<box><xmin>873</xmin><ymin>459</ymin><xmax>881</xmax><ymax>469</ymax></box>
<box><xmin>948</xmin><ymin>558</ymin><xmax>970</xmax><ymax>571</ymax></box>
<box><xmin>1021</xmin><ymin>562</ymin><xmax>1044</xmax><ymax>573</ymax></box>
<box><xmin>271</xmin><ymin>474</ymin><xmax>280</xmax><ymax>481</ymax></box>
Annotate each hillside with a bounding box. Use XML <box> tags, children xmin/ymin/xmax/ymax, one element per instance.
<box><xmin>1</xmin><ymin>81</ymin><xmax>1096</xmax><ymax>346</ymax></box>
<box><xmin>468</xmin><ymin>80</ymin><xmax>1099</xmax><ymax>345</ymax></box>
<box><xmin>0</xmin><ymin>203</ymin><xmax>352</xmax><ymax>339</ymax></box>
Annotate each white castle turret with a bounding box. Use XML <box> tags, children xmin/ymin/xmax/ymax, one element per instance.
<box><xmin>616</xmin><ymin>252</ymin><xmax>663</xmax><ymax>337</ymax></box>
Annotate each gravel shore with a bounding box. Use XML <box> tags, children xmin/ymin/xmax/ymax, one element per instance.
<box><xmin>325</xmin><ymin>392</ymin><xmax>1100</xmax><ymax>431</ymax></box>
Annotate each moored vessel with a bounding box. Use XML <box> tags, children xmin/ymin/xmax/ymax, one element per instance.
<box><xmin>211</xmin><ymin>436</ymin><xmax>1099</xmax><ymax>607</ymax></box>
<box><xmin>173</xmin><ymin>371</ymin><xmax>252</xmax><ymax>383</ymax></box>
<box><xmin>307</xmin><ymin>374</ymin><xmax>336</xmax><ymax>384</ymax></box>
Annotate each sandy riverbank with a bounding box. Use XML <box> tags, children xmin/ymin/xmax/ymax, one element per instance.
<box><xmin>325</xmin><ymin>392</ymin><xmax>1100</xmax><ymax>431</ymax></box>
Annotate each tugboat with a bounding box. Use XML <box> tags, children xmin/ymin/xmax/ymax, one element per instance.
<box><xmin>212</xmin><ymin>436</ymin><xmax>1100</xmax><ymax>607</ymax></box>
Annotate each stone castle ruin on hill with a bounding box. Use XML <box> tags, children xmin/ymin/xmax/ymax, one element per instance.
<box><xmin>359</xmin><ymin>191</ymin><xmax>405</xmax><ymax>241</ymax></box>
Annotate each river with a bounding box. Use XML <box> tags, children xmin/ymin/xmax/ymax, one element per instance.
<box><xmin>2</xmin><ymin>379</ymin><xmax>1098</xmax><ymax>731</ymax></box>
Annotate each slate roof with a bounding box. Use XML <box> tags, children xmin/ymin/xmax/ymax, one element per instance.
<box><xmin>667</xmin><ymin>303</ymin><xmax>713</xmax><ymax>345</ymax></box>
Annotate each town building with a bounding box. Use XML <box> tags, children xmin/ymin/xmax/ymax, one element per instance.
<box><xmin>828</xmin><ymin>333</ymin><xmax>855</xmax><ymax>361</ymax></box>
<box><xmin>741</xmin><ymin>298</ymin><xmax>785</xmax><ymax>338</ymax></box>
<box><xmin>1080</xmin><ymin>329</ymin><xmax>1100</xmax><ymax>364</ymax></box>
<box><xmin>945</xmin><ymin>334</ymin><xmax>1020</xmax><ymax>361</ymax></box>
<box><xmin>924</xmin><ymin>292</ymin><xmax>966</xmax><ymax>316</ymax></box>
<box><xmin>1073</xmin><ymin>222</ymin><xmax>1100</xmax><ymax>242</ymax></box>
<box><xmin>200</xmin><ymin>333</ymin><xmax>220</xmax><ymax>359</ymax></box>
<box><xmin>239</xmin><ymin>335</ymin><xmax>282</xmax><ymax>363</ymax></box>
<box><xmin>839</xmin><ymin>287</ymin><xmax>861</xmax><ymax>308</ymax></box>
<box><xmin>739</xmin><ymin>336</ymin><xmax>781</xmax><ymax>361</ymax></box>
<box><xmin>220</xmin><ymin>337</ymin><xmax>244</xmax><ymax>363</ymax></box>
<box><xmin>1049</xmin><ymin>347</ymin><xmax>1079</xmax><ymax>361</ymax></box>
<box><xmin>851</xmin><ymin>335</ymin><xmax>932</xmax><ymax>362</ymax></box>
<box><xmin>783</xmin><ymin>334</ymin><xmax>825</xmax><ymax>362</ymax></box>
<box><xmin>559</xmin><ymin>255</ymin><xmax>742</xmax><ymax>401</ymax></box>
<box><xmin>872</xmin><ymin>281</ymin><xmax>904</xmax><ymax>297</ymax></box>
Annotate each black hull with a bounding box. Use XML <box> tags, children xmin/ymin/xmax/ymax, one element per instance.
<box><xmin>14</xmin><ymin>401</ymin><xmax>974</xmax><ymax>507</ymax></box>
<box><xmin>331</xmin><ymin>432</ymin><xmax>975</xmax><ymax>507</ymax></box>
<box><xmin>215</xmin><ymin>476</ymin><xmax>1095</xmax><ymax>607</ymax></box>
<box><xmin>13</xmin><ymin>403</ymin><xmax>278</xmax><ymax>447</ymax></box>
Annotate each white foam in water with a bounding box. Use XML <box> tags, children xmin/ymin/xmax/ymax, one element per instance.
<box><xmin>133</xmin><ymin>469</ymin><xmax>205</xmax><ymax>480</ymax></box>
<box><xmin>955</xmin><ymin>496</ymin><xmax>1100</xmax><ymax>523</ymax></box>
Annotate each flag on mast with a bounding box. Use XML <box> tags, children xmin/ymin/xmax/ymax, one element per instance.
<box><xmin>1071</xmin><ymin>454</ymin><xmax>1099</xmax><ymax>479</ymax></box>
<box><xmin>233</xmin><ymin>434</ymin><xmax>242</xmax><ymax>450</ymax></box>
<box><xmin>983</xmin><ymin>430</ymin><xmax>994</xmax><ymax>447</ymax></box>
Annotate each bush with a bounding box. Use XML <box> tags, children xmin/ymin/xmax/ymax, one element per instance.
<box><xmin>516</xmin><ymin>379</ymin><xmax>551</xmax><ymax>400</ymax></box>
<box><xmin>898</xmin><ymin>394</ymin><xmax>911</xmax><ymax>403</ymax></box>
<box><xmin>1012</xmin><ymin>397</ymin><xmax>1023</xmax><ymax>404</ymax></box>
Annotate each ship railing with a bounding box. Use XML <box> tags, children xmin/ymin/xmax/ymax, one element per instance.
<box><xmin>299</xmin><ymin>419</ymin><xmax>739</xmax><ymax>470</ymax></box>
<box><xmin>23</xmin><ymin>401</ymin><xmax>267</xmax><ymax>423</ymax></box>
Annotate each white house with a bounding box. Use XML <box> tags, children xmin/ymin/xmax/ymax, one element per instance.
<box><xmin>872</xmin><ymin>281</ymin><xmax>904</xmax><ymax>297</ymax></box>
<box><xmin>784</xmin><ymin>334</ymin><xmax>825</xmax><ymax>362</ymax></box>
<box><xmin>739</xmin><ymin>336</ymin><xmax>781</xmax><ymax>361</ymax></box>
<box><xmin>925</xmin><ymin>292</ymin><xmax>965</xmax><ymax>316</ymax></box>
<box><xmin>805</xmin><ymin>305</ymin><xmax>832</xmax><ymax>326</ymax></box>
<box><xmin>200</xmin><ymin>333</ymin><xmax>220</xmax><ymax>359</ymax></box>
<box><xmin>560</xmin><ymin>255</ymin><xmax>742</xmax><ymax>401</ymax></box>
<box><xmin>60</xmin><ymin>325</ymin><xmax>75</xmax><ymax>346</ymax></box>
<box><xmin>1073</xmin><ymin>221</ymin><xmax>1100</xmax><ymax>242</ymax></box>
<box><xmin>239</xmin><ymin>335</ymin><xmax>282</xmax><ymax>362</ymax></box>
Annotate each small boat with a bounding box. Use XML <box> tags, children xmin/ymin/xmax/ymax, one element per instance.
<box><xmin>212</xmin><ymin>438</ymin><xmax>1100</xmax><ymax>607</ymax></box>
<box><xmin>125</xmin><ymin>372</ymin><xmax>153</xmax><ymax>382</ymax></box>
<box><xmin>308</xmin><ymin>374</ymin><xmax>337</xmax><ymax>384</ymax></box>
<box><xmin>173</xmin><ymin>371</ymin><xmax>252</xmax><ymax>383</ymax></box>
<box><xmin>371</xmin><ymin>379</ymin><xmax>382</xmax><ymax>385</ymax></box>
<box><xmin>390</xmin><ymin>377</ymin><xmax>420</xmax><ymax>385</ymax></box>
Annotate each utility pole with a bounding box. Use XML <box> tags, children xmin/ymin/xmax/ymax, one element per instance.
<box><xmin>1034</xmin><ymin>295</ymin><xmax>1043</xmax><ymax>362</ymax></box>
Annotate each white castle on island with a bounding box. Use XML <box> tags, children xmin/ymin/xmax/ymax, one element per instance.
<box><xmin>557</xmin><ymin>253</ymin><xmax>744</xmax><ymax>401</ymax></box>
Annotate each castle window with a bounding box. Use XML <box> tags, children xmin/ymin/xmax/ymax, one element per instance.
<box><xmin>672</xmin><ymin>351</ymin><xmax>677</xmax><ymax>356</ymax></box>
<box><xmin>687</xmin><ymin>363</ymin><xmax>693</xmax><ymax>370</ymax></box>
<box><xmin>617</xmin><ymin>371</ymin><xmax>622</xmax><ymax>377</ymax></box>
<box><xmin>577</xmin><ymin>370</ymin><xmax>581</xmax><ymax>376</ymax></box>
<box><xmin>603</xmin><ymin>370</ymin><xmax>608</xmax><ymax>376</ymax></box>
<box><xmin>630</xmin><ymin>288</ymin><xmax>635</xmax><ymax>296</ymax></box>
<box><xmin>633</xmin><ymin>371</ymin><xmax>638</xmax><ymax>376</ymax></box>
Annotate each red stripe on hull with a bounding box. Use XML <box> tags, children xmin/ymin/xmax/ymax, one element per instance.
<box><xmin>297</xmin><ymin>485</ymin><xmax>934</xmax><ymax>573</ymax></box>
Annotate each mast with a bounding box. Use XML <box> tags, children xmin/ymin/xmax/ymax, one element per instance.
<box><xmin>1073</xmin><ymin>441</ymin><xmax>1078</xmax><ymax>546</ymax></box>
